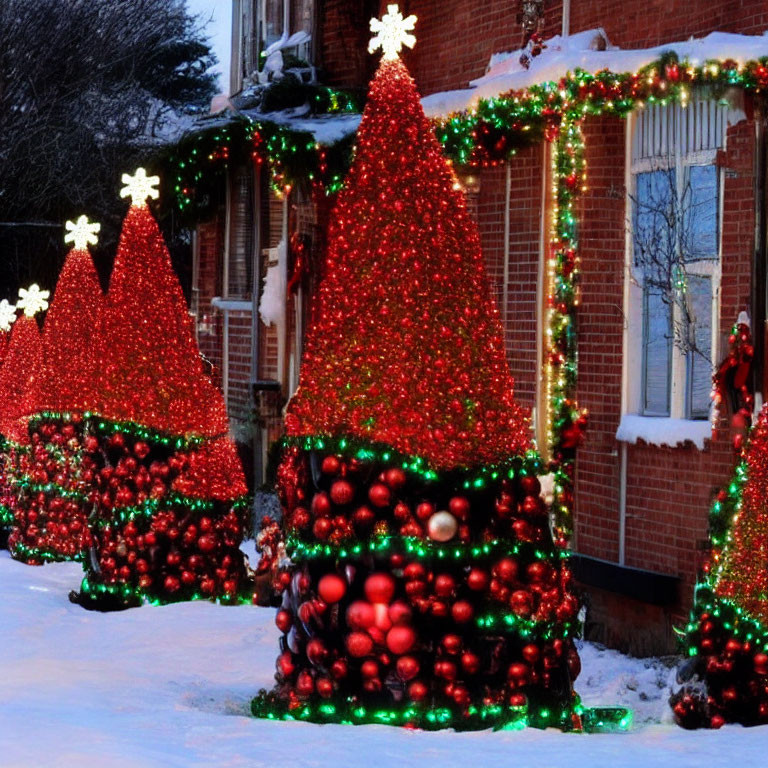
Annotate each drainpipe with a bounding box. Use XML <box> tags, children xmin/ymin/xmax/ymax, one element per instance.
<box><xmin>251</xmin><ymin>163</ymin><xmax>264</xmax><ymax>484</ymax></box>
<box><xmin>561</xmin><ymin>0</ymin><xmax>571</xmax><ymax>39</ymax></box>
<box><xmin>278</xmin><ymin>193</ymin><xmax>290</xmax><ymax>392</ymax></box>
<box><xmin>222</xmin><ymin>169</ymin><xmax>232</xmax><ymax>407</ymax></box>
<box><xmin>617</xmin><ymin>116</ymin><xmax>634</xmax><ymax>566</ymax></box>
<box><xmin>618</xmin><ymin>443</ymin><xmax>627</xmax><ymax>565</ymax></box>
<box><xmin>502</xmin><ymin>162</ymin><xmax>511</xmax><ymax>329</ymax></box>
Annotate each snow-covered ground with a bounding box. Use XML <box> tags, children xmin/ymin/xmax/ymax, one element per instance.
<box><xmin>1</xmin><ymin>547</ymin><xmax>767</xmax><ymax>768</ymax></box>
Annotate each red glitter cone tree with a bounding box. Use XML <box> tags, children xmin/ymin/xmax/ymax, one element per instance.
<box><xmin>9</xmin><ymin>218</ymin><xmax>104</xmax><ymax>563</ymax></box>
<box><xmin>73</xmin><ymin>169</ymin><xmax>250</xmax><ymax>609</ymax></box>
<box><xmin>674</xmin><ymin>398</ymin><xmax>768</xmax><ymax>729</ymax></box>
<box><xmin>0</xmin><ymin>297</ymin><xmax>45</xmax><ymax>559</ymax></box>
<box><xmin>0</xmin><ymin>301</ymin><xmax>19</xmax><ymax>544</ymax></box>
<box><xmin>252</xmin><ymin>7</ymin><xmax>582</xmax><ymax>731</ymax></box>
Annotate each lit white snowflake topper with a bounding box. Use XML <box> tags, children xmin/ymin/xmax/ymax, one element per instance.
<box><xmin>0</xmin><ymin>300</ymin><xmax>17</xmax><ymax>332</ymax></box>
<box><xmin>64</xmin><ymin>215</ymin><xmax>100</xmax><ymax>251</ymax></box>
<box><xmin>16</xmin><ymin>284</ymin><xmax>50</xmax><ymax>317</ymax></box>
<box><xmin>369</xmin><ymin>4</ymin><xmax>417</xmax><ymax>61</ymax></box>
<box><xmin>120</xmin><ymin>167</ymin><xmax>160</xmax><ymax>205</ymax></box>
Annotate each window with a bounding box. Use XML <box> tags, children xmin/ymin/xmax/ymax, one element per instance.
<box><xmin>227</xmin><ymin>167</ymin><xmax>255</xmax><ymax>299</ymax></box>
<box><xmin>257</xmin><ymin>0</ymin><xmax>314</xmax><ymax>76</ymax></box>
<box><xmin>629</xmin><ymin>96</ymin><xmax>725</xmax><ymax>422</ymax></box>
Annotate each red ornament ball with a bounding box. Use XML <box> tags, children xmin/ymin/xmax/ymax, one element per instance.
<box><xmin>346</xmin><ymin>631</ymin><xmax>374</xmax><ymax>657</ymax></box>
<box><xmin>346</xmin><ymin>600</ymin><xmax>376</xmax><ymax>630</ymax></box>
<box><xmin>364</xmin><ymin>572</ymin><xmax>396</xmax><ymax>604</ymax></box>
<box><xmin>312</xmin><ymin>492</ymin><xmax>332</xmax><ymax>516</ymax></box>
<box><xmin>316</xmin><ymin>677</ymin><xmax>334</xmax><ymax>698</ymax></box>
<box><xmin>318</xmin><ymin>573</ymin><xmax>347</xmax><ymax>604</ymax></box>
<box><xmin>451</xmin><ymin>600</ymin><xmax>474</xmax><ymax>623</ymax></box>
<box><xmin>461</xmin><ymin>651</ymin><xmax>480</xmax><ymax>675</ymax></box>
<box><xmin>448</xmin><ymin>496</ymin><xmax>470</xmax><ymax>520</ymax></box>
<box><xmin>386</xmin><ymin>625</ymin><xmax>416</xmax><ymax>655</ymax></box>
<box><xmin>321</xmin><ymin>455</ymin><xmax>341</xmax><ymax>475</ymax></box>
<box><xmin>275</xmin><ymin>609</ymin><xmax>293</xmax><ymax>633</ymax></box>
<box><xmin>510</xmin><ymin>589</ymin><xmax>533</xmax><ymax>617</ymax></box>
<box><xmin>385</xmin><ymin>468</ymin><xmax>407</xmax><ymax>490</ymax></box>
<box><xmin>434</xmin><ymin>573</ymin><xmax>455</xmax><ymax>597</ymax></box>
<box><xmin>396</xmin><ymin>655</ymin><xmax>420</xmax><ymax>681</ymax></box>
<box><xmin>388</xmin><ymin>600</ymin><xmax>412</xmax><ymax>626</ymax></box>
<box><xmin>330</xmin><ymin>480</ymin><xmax>355</xmax><ymax>505</ymax></box>
<box><xmin>368</xmin><ymin>482</ymin><xmax>392</xmax><ymax>508</ymax></box>
<box><xmin>467</xmin><ymin>568</ymin><xmax>490</xmax><ymax>591</ymax></box>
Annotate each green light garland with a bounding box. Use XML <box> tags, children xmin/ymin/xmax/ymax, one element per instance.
<box><xmin>0</xmin><ymin>504</ymin><xmax>13</xmax><ymax>527</ymax></box>
<box><xmin>281</xmin><ymin>433</ymin><xmax>543</xmax><ymax>489</ymax></box>
<box><xmin>286</xmin><ymin>533</ymin><xmax>569</xmax><ymax>563</ymax></box>
<box><xmin>250</xmin><ymin>693</ymin><xmax>631</xmax><ymax>733</ymax></box>
<box><xmin>9</xmin><ymin>539</ymin><xmax>83</xmax><ymax>564</ymax></box>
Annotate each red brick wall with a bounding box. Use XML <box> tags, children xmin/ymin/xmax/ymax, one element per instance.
<box><xmin>196</xmin><ymin>217</ymin><xmax>224</xmax><ymax>391</ymax></box>
<box><xmin>319</xmin><ymin>0</ymin><xmax>378</xmax><ymax>88</ymax></box>
<box><xmin>572</xmin><ymin>116</ymin><xmax>626</xmax><ymax>564</ymax></box>
<box><xmin>571</xmin><ymin>111</ymin><xmax>756</xmax><ymax>649</ymax></box>
<box><xmin>553</xmin><ymin>0</ymin><xmax>768</xmax><ymax>47</ymax></box>
<box><xmin>474</xmin><ymin>147</ymin><xmax>543</xmax><ymax>410</ymax></box>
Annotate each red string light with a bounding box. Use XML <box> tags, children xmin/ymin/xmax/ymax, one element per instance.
<box><xmin>715</xmin><ymin>404</ymin><xmax>768</xmax><ymax>622</ymax></box>
<box><xmin>39</xmin><ymin>248</ymin><xmax>104</xmax><ymax>414</ymax></box>
<box><xmin>0</xmin><ymin>316</ymin><xmax>43</xmax><ymax>444</ymax></box>
<box><xmin>285</xmin><ymin>60</ymin><xmax>530</xmax><ymax>470</ymax></box>
<box><xmin>96</xmin><ymin>205</ymin><xmax>229</xmax><ymax>438</ymax></box>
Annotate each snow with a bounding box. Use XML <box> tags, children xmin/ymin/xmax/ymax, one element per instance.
<box><xmin>2</xmin><ymin>548</ymin><xmax>768</xmax><ymax>767</ymax></box>
<box><xmin>241</xmin><ymin>109</ymin><xmax>362</xmax><ymax>144</ymax></box>
<box><xmin>422</xmin><ymin>29</ymin><xmax>768</xmax><ymax>118</ymax></box>
<box><xmin>259</xmin><ymin>240</ymin><xmax>286</xmax><ymax>328</ymax></box>
<box><xmin>616</xmin><ymin>413</ymin><xmax>712</xmax><ymax>450</ymax></box>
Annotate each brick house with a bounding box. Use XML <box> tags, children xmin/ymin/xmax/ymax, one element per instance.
<box><xmin>180</xmin><ymin>0</ymin><xmax>768</xmax><ymax>654</ymax></box>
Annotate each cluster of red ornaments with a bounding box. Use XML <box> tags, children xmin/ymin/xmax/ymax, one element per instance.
<box><xmin>76</xmin><ymin>424</ymin><xmax>249</xmax><ymax>606</ymax></box>
<box><xmin>7</xmin><ymin>416</ymin><xmax>94</xmax><ymax>562</ymax></box>
<box><xmin>673</xmin><ymin>606</ymin><xmax>768</xmax><ymax>729</ymax></box>
<box><xmin>274</xmin><ymin>555</ymin><xmax>580</xmax><ymax>710</ymax></box>
<box><xmin>278</xmin><ymin>445</ymin><xmax>553</xmax><ymax>549</ymax></box>
<box><xmin>265</xmin><ymin>445</ymin><xmax>580</xmax><ymax>720</ymax></box>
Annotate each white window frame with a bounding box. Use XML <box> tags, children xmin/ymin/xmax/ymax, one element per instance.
<box><xmin>629</xmin><ymin>150</ymin><xmax>722</xmax><ymax>421</ymax></box>
<box><xmin>620</xmin><ymin>100</ymin><xmax>728</xmax><ymax>447</ymax></box>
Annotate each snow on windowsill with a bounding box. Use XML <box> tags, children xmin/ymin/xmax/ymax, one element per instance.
<box><xmin>616</xmin><ymin>413</ymin><xmax>712</xmax><ymax>450</ymax></box>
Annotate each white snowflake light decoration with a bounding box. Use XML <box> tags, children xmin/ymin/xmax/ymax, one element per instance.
<box><xmin>0</xmin><ymin>300</ymin><xmax>17</xmax><ymax>332</ymax></box>
<box><xmin>64</xmin><ymin>215</ymin><xmax>100</xmax><ymax>251</ymax></box>
<box><xmin>369</xmin><ymin>4</ymin><xmax>417</xmax><ymax>61</ymax></box>
<box><xmin>120</xmin><ymin>167</ymin><xmax>160</xmax><ymax>205</ymax></box>
<box><xmin>17</xmin><ymin>284</ymin><xmax>50</xmax><ymax>317</ymax></box>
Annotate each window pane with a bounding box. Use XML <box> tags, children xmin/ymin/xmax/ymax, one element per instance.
<box><xmin>228</xmin><ymin>169</ymin><xmax>254</xmax><ymax>298</ymax></box>
<box><xmin>264</xmin><ymin>0</ymin><xmax>283</xmax><ymax>47</ymax></box>
<box><xmin>684</xmin><ymin>165</ymin><xmax>718</xmax><ymax>260</ymax></box>
<box><xmin>634</xmin><ymin>169</ymin><xmax>677</xmax><ymax>277</ymax></box>
<box><xmin>686</xmin><ymin>275</ymin><xmax>712</xmax><ymax>418</ymax></box>
<box><xmin>643</xmin><ymin>287</ymin><xmax>671</xmax><ymax>415</ymax></box>
<box><xmin>290</xmin><ymin>0</ymin><xmax>312</xmax><ymax>35</ymax></box>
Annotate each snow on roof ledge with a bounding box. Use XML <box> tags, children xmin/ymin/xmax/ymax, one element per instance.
<box><xmin>422</xmin><ymin>28</ymin><xmax>768</xmax><ymax>118</ymax></box>
<box><xmin>615</xmin><ymin>414</ymin><xmax>712</xmax><ymax>450</ymax></box>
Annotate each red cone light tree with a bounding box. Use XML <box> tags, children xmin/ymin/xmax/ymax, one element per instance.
<box><xmin>1</xmin><ymin>299</ymin><xmax>46</xmax><ymax>561</ymax></box>
<box><xmin>0</xmin><ymin>301</ymin><xmax>19</xmax><ymax>544</ymax></box>
<box><xmin>73</xmin><ymin>170</ymin><xmax>250</xmax><ymax>609</ymax></box>
<box><xmin>252</xmin><ymin>7</ymin><xmax>582</xmax><ymax>731</ymax></box>
<box><xmin>674</xmin><ymin>399</ymin><xmax>768</xmax><ymax>728</ymax></box>
<box><xmin>9</xmin><ymin>219</ymin><xmax>103</xmax><ymax>563</ymax></box>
